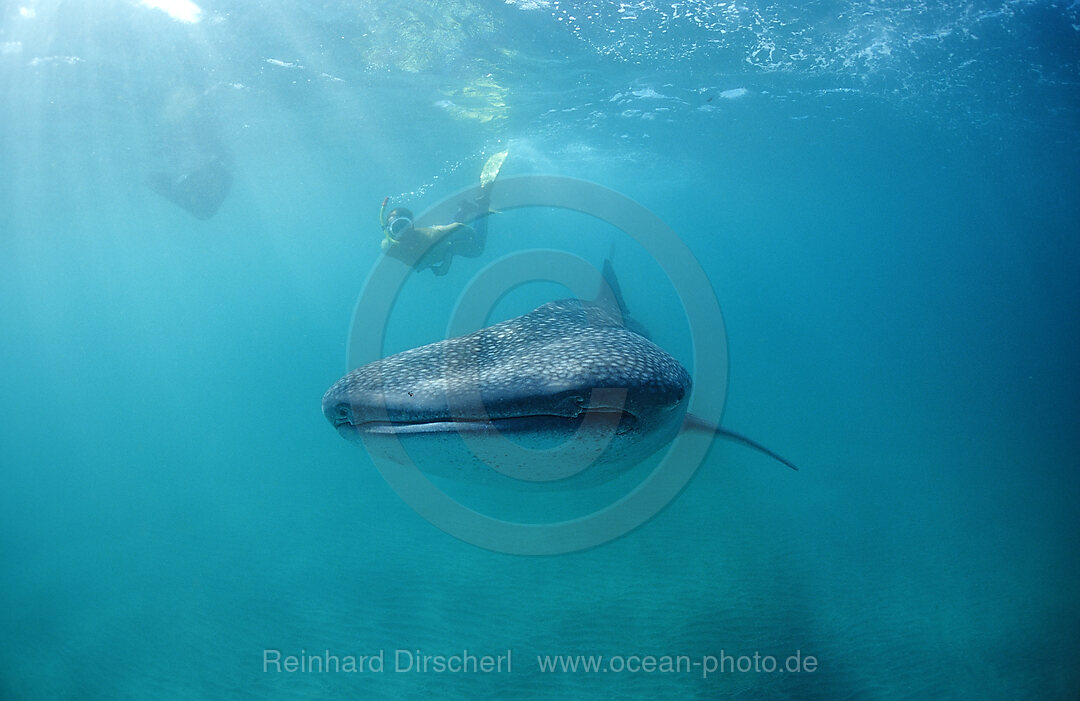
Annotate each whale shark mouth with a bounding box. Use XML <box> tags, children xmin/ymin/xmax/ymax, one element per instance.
<box><xmin>326</xmin><ymin>405</ymin><xmax>637</xmax><ymax>438</ymax></box>
<box><xmin>323</xmin><ymin>379</ymin><xmax>651</xmax><ymax>440</ymax></box>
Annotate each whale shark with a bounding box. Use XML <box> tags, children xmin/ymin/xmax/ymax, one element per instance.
<box><xmin>322</xmin><ymin>262</ymin><xmax>796</xmax><ymax>486</ymax></box>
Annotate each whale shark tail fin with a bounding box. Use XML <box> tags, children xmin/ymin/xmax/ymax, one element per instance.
<box><xmin>597</xmin><ymin>258</ymin><xmax>651</xmax><ymax>339</ymax></box>
<box><xmin>683</xmin><ymin>414</ymin><xmax>799</xmax><ymax>471</ymax></box>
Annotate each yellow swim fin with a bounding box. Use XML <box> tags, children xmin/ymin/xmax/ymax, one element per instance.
<box><xmin>479</xmin><ymin>150</ymin><xmax>508</xmax><ymax>190</ymax></box>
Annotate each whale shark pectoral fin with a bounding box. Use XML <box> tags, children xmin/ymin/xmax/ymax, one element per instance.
<box><xmin>682</xmin><ymin>414</ymin><xmax>799</xmax><ymax>471</ymax></box>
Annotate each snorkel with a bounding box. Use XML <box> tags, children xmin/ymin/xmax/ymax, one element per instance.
<box><xmin>379</xmin><ymin>196</ymin><xmax>398</xmax><ymax>244</ymax></box>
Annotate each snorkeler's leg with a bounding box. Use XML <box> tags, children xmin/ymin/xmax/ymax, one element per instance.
<box><xmin>447</xmin><ymin>223</ymin><xmax>485</xmax><ymax>258</ymax></box>
<box><xmin>452</xmin><ymin>202</ymin><xmax>470</xmax><ymax>223</ymax></box>
<box><xmin>470</xmin><ymin>212</ymin><xmax>488</xmax><ymax>251</ymax></box>
<box><xmin>454</xmin><ymin>151</ymin><xmax>504</xmax><ymax>224</ymax></box>
<box><xmin>452</xmin><ymin>192</ymin><xmax>490</xmax><ymax>223</ymax></box>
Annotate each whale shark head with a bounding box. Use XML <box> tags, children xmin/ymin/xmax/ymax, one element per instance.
<box><xmin>322</xmin><ymin>264</ymin><xmax>698</xmax><ymax>485</ymax></box>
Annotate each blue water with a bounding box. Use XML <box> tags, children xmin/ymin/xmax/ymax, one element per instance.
<box><xmin>2</xmin><ymin>0</ymin><xmax>1079</xmax><ymax>698</ymax></box>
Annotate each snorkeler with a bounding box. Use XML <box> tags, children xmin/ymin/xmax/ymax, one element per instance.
<box><xmin>379</xmin><ymin>151</ymin><xmax>507</xmax><ymax>276</ymax></box>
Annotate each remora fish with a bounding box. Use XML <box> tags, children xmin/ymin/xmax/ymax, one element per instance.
<box><xmin>322</xmin><ymin>262</ymin><xmax>796</xmax><ymax>485</ymax></box>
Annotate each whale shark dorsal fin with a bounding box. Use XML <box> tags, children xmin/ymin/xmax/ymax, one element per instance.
<box><xmin>682</xmin><ymin>414</ymin><xmax>799</xmax><ymax>471</ymax></box>
<box><xmin>596</xmin><ymin>259</ymin><xmax>651</xmax><ymax>339</ymax></box>
<box><xmin>600</xmin><ymin>259</ymin><xmax>629</xmax><ymax>317</ymax></box>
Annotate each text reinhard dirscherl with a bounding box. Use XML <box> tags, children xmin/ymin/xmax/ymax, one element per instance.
<box><xmin>263</xmin><ymin>649</ymin><xmax>512</xmax><ymax>674</ymax></box>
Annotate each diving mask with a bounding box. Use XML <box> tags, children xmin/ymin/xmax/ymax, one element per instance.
<box><xmin>386</xmin><ymin>215</ymin><xmax>412</xmax><ymax>237</ymax></box>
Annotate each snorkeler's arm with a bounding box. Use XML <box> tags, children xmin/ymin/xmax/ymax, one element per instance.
<box><xmin>431</xmin><ymin>247</ymin><xmax>454</xmax><ymax>276</ymax></box>
<box><xmin>410</xmin><ymin>225</ymin><xmax>451</xmax><ymax>274</ymax></box>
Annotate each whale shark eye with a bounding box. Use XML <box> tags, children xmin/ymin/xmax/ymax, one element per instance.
<box><xmin>329</xmin><ymin>404</ymin><xmax>352</xmax><ymax>427</ymax></box>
